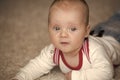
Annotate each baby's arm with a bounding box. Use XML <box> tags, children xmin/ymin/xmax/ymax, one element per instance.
<box><xmin>13</xmin><ymin>45</ymin><xmax>56</xmax><ymax>80</ymax></box>
<box><xmin>70</xmin><ymin>46</ymin><xmax>114</xmax><ymax>80</ymax></box>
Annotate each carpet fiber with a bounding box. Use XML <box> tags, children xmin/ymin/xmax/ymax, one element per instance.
<box><xmin>0</xmin><ymin>0</ymin><xmax>120</xmax><ymax>80</ymax></box>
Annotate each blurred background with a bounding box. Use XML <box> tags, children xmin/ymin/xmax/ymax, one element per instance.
<box><xmin>0</xmin><ymin>0</ymin><xmax>120</xmax><ymax>80</ymax></box>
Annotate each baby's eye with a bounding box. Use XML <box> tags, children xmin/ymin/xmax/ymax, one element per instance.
<box><xmin>70</xmin><ymin>27</ymin><xmax>77</xmax><ymax>31</ymax></box>
<box><xmin>53</xmin><ymin>26</ymin><xmax>60</xmax><ymax>31</ymax></box>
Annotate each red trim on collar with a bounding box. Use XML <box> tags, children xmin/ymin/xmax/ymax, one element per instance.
<box><xmin>83</xmin><ymin>38</ymin><xmax>91</xmax><ymax>63</ymax></box>
<box><xmin>53</xmin><ymin>48</ymin><xmax>60</xmax><ymax>65</ymax></box>
<box><xmin>60</xmin><ymin>48</ymin><xmax>83</xmax><ymax>70</ymax></box>
<box><xmin>53</xmin><ymin>38</ymin><xmax>90</xmax><ymax>69</ymax></box>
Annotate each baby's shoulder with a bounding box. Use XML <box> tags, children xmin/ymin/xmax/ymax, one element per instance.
<box><xmin>88</xmin><ymin>36</ymin><xmax>109</xmax><ymax>53</ymax></box>
<box><xmin>88</xmin><ymin>36</ymin><xmax>108</xmax><ymax>57</ymax></box>
<box><xmin>42</xmin><ymin>44</ymin><xmax>55</xmax><ymax>52</ymax></box>
<box><xmin>88</xmin><ymin>36</ymin><xmax>103</xmax><ymax>48</ymax></box>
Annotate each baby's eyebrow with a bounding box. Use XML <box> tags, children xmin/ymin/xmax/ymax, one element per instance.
<box><xmin>67</xmin><ymin>24</ymin><xmax>80</xmax><ymax>27</ymax></box>
<box><xmin>51</xmin><ymin>24</ymin><xmax>60</xmax><ymax>27</ymax></box>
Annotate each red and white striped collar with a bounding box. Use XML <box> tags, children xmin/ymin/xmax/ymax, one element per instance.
<box><xmin>53</xmin><ymin>38</ymin><xmax>90</xmax><ymax>69</ymax></box>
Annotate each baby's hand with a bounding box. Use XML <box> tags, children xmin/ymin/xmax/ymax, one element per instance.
<box><xmin>64</xmin><ymin>71</ymin><xmax>71</xmax><ymax>80</ymax></box>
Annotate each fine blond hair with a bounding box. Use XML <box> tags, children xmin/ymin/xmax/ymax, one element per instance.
<box><xmin>48</xmin><ymin>0</ymin><xmax>89</xmax><ymax>26</ymax></box>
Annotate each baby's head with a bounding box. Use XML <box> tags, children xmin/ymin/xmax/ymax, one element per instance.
<box><xmin>48</xmin><ymin>0</ymin><xmax>90</xmax><ymax>54</ymax></box>
<box><xmin>48</xmin><ymin>0</ymin><xmax>89</xmax><ymax>26</ymax></box>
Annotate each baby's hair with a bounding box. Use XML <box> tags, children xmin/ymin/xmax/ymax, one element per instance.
<box><xmin>48</xmin><ymin>0</ymin><xmax>89</xmax><ymax>25</ymax></box>
<box><xmin>50</xmin><ymin>0</ymin><xmax>88</xmax><ymax>8</ymax></box>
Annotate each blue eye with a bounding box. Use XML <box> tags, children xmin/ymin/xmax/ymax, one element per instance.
<box><xmin>53</xmin><ymin>26</ymin><xmax>60</xmax><ymax>31</ymax></box>
<box><xmin>70</xmin><ymin>27</ymin><xmax>77</xmax><ymax>31</ymax></box>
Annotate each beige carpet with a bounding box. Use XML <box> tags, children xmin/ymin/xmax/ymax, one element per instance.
<box><xmin>0</xmin><ymin>0</ymin><xmax>120</xmax><ymax>80</ymax></box>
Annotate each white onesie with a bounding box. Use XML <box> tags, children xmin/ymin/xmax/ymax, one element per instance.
<box><xmin>14</xmin><ymin>36</ymin><xmax>120</xmax><ymax>80</ymax></box>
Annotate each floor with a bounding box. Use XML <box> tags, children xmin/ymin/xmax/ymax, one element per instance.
<box><xmin>0</xmin><ymin>0</ymin><xmax>120</xmax><ymax>80</ymax></box>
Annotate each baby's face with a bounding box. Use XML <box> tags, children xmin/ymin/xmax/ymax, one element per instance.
<box><xmin>49</xmin><ymin>8</ymin><xmax>90</xmax><ymax>54</ymax></box>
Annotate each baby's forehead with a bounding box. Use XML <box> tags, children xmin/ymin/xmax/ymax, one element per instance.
<box><xmin>51</xmin><ymin>0</ymin><xmax>86</xmax><ymax>11</ymax></box>
<box><xmin>49</xmin><ymin>0</ymin><xmax>89</xmax><ymax>25</ymax></box>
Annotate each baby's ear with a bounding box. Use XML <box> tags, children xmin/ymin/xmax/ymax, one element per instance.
<box><xmin>85</xmin><ymin>25</ymin><xmax>91</xmax><ymax>37</ymax></box>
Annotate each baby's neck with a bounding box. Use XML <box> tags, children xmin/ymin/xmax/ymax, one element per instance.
<box><xmin>62</xmin><ymin>48</ymin><xmax>80</xmax><ymax>57</ymax></box>
<box><xmin>62</xmin><ymin>48</ymin><xmax>80</xmax><ymax>68</ymax></box>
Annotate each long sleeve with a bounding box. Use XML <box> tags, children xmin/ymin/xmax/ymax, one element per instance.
<box><xmin>14</xmin><ymin>44</ymin><xmax>56</xmax><ymax>80</ymax></box>
<box><xmin>71</xmin><ymin>46</ymin><xmax>114</xmax><ymax>80</ymax></box>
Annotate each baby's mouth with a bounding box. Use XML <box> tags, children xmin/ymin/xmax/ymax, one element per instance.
<box><xmin>60</xmin><ymin>42</ymin><xmax>69</xmax><ymax>45</ymax></box>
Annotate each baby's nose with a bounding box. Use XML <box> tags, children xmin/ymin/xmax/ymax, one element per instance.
<box><xmin>60</xmin><ymin>30</ymin><xmax>68</xmax><ymax>38</ymax></box>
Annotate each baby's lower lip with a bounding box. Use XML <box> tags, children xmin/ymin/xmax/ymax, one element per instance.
<box><xmin>60</xmin><ymin>42</ymin><xmax>69</xmax><ymax>44</ymax></box>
